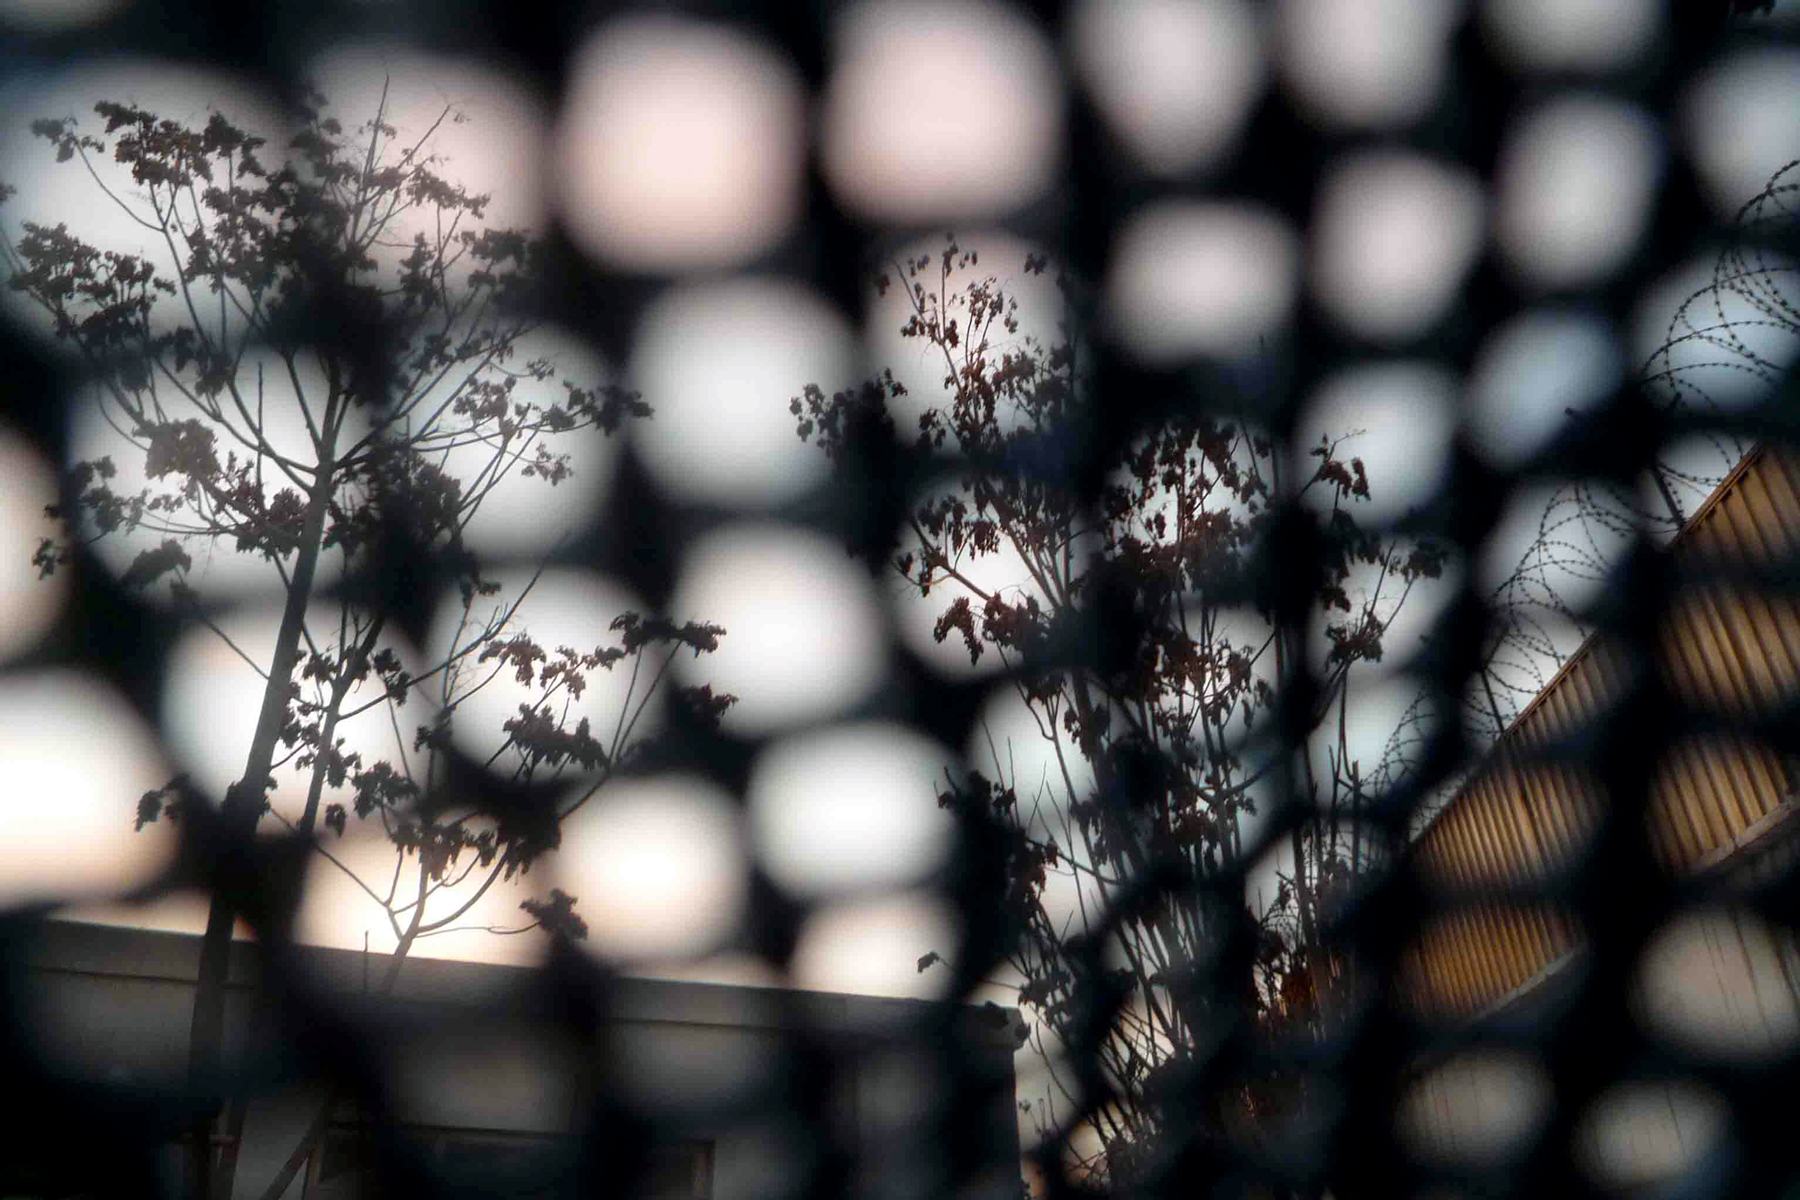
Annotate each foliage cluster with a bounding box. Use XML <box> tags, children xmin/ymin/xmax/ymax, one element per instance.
<box><xmin>795</xmin><ymin>236</ymin><xmax>1446</xmax><ymax>1185</ymax></box>
<box><xmin>3</xmin><ymin>84</ymin><xmax>732</xmax><ymax>1200</ymax></box>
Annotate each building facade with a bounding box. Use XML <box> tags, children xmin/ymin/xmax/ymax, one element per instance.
<box><xmin>14</xmin><ymin>919</ymin><xmax>1025</xmax><ymax>1200</ymax></box>
<box><xmin>1396</xmin><ymin>444</ymin><xmax>1800</xmax><ymax>1190</ymax></box>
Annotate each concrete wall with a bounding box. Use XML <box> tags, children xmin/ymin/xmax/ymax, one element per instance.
<box><xmin>17</xmin><ymin>920</ymin><xmax>1023</xmax><ymax>1200</ymax></box>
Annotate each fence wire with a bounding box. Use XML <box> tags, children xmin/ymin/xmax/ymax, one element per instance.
<box><xmin>0</xmin><ymin>2</ymin><xmax>1797</xmax><ymax>1199</ymax></box>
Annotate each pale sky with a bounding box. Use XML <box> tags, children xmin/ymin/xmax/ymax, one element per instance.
<box><xmin>0</xmin><ymin>0</ymin><xmax>1796</xmax><ymax>1042</ymax></box>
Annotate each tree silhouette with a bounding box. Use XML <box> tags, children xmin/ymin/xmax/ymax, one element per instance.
<box><xmin>791</xmin><ymin>237</ymin><xmax>1446</xmax><ymax>1189</ymax></box>
<box><xmin>3</xmin><ymin>83</ymin><xmax>733</xmax><ymax>1199</ymax></box>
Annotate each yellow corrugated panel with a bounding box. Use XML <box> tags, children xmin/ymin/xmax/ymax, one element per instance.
<box><xmin>1404</xmin><ymin>444</ymin><xmax>1800</xmax><ymax>1015</ymax></box>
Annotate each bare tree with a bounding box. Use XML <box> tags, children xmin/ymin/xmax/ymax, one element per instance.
<box><xmin>4</xmin><ymin>83</ymin><xmax>734</xmax><ymax>1198</ymax></box>
<box><xmin>791</xmin><ymin>237</ymin><xmax>1446</xmax><ymax>1190</ymax></box>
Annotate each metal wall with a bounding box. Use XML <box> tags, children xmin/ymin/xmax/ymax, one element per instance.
<box><xmin>1403</xmin><ymin>445</ymin><xmax>1800</xmax><ymax>1015</ymax></box>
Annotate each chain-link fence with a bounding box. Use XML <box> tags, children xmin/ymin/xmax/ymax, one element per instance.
<box><xmin>0</xmin><ymin>1</ymin><xmax>1797</xmax><ymax>1198</ymax></box>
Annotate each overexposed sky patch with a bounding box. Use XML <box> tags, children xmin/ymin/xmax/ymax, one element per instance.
<box><xmin>1476</xmin><ymin>479</ymin><xmax>1631</xmax><ymax>611</ymax></box>
<box><xmin>160</xmin><ymin>598</ymin><xmax>434</xmax><ymax>810</ymax></box>
<box><xmin>857</xmin><ymin>234</ymin><xmax>1092</xmax><ymax>675</ymax></box>
<box><xmin>1494</xmin><ymin>95</ymin><xmax>1663</xmax><ymax>291</ymax></box>
<box><xmin>161</xmin><ymin>605</ymin><xmax>306</xmax><ymax>804</ymax></box>
<box><xmin>887</xmin><ymin>531</ymin><xmax>1048</xmax><ymax>679</ymax></box>
<box><xmin>788</xmin><ymin>889</ymin><xmax>960</xmax><ymax>1000</ymax></box>
<box><xmin>0</xmin><ymin>59</ymin><xmax>283</xmax><ymax>354</ymax></box>
<box><xmin>1069</xmin><ymin>0</ymin><xmax>1266</xmax><ymax>177</ymax></box>
<box><xmin>1292</xmin><ymin>541</ymin><xmax>1464</xmax><ymax>765</ymax></box>
<box><xmin>554</xmin><ymin>13</ymin><xmax>805</xmax><ymax>272</ymax></box>
<box><xmin>965</xmin><ymin>683</ymin><xmax>1098</xmax><ymax>835</ymax></box>
<box><xmin>0</xmin><ymin>428</ymin><xmax>65</xmax><ymax>663</ymax></box>
<box><xmin>630</xmin><ymin>278</ymin><xmax>852</xmax><ymax>508</ymax></box>
<box><xmin>749</xmin><ymin>720</ymin><xmax>956</xmax><ymax>899</ymax></box>
<box><xmin>1682</xmin><ymin>46</ymin><xmax>1800</xmax><ymax>220</ymax></box>
<box><xmin>1309</xmin><ymin>151</ymin><xmax>1486</xmax><ymax>343</ymax></box>
<box><xmin>1107</xmin><ymin>201</ymin><xmax>1300</xmax><ymax>362</ymax></box>
<box><xmin>1467</xmin><ymin>309</ymin><xmax>1623</xmax><ymax>468</ymax></box>
<box><xmin>59</xmin><ymin>357</ymin><xmax>374</xmax><ymax>607</ymax></box>
<box><xmin>863</xmin><ymin>231</ymin><xmax>1074</xmax><ymax>433</ymax></box>
<box><xmin>821</xmin><ymin>0</ymin><xmax>1062</xmax><ymax>222</ymax></box>
<box><xmin>431</xmin><ymin>325</ymin><xmax>624</xmax><ymax>562</ymax></box>
<box><xmin>0</xmin><ymin>49</ymin><xmax>551</xmax><ymax>339</ymax></box>
<box><xmin>0</xmin><ymin>59</ymin><xmax>280</xmax><ymax>222</ymax></box>
<box><xmin>1295</xmin><ymin>361</ymin><xmax>1457</xmax><ymax>524</ymax></box>
<box><xmin>289</xmin><ymin>816</ymin><xmax>551</xmax><ymax>963</ymax></box>
<box><xmin>422</xmin><ymin>566</ymin><xmax>659</xmax><ymax>775</ymax></box>
<box><xmin>1636</xmin><ymin>249</ymin><xmax>1800</xmax><ymax>412</ymax></box>
<box><xmin>306</xmin><ymin>42</ymin><xmax>551</xmax><ymax>234</ymax></box>
<box><xmin>0</xmin><ymin>669</ymin><xmax>177</xmax><ymax>907</ymax></box>
<box><xmin>558</xmin><ymin>772</ymin><xmax>747</xmax><ymax>964</ymax></box>
<box><xmin>1274</xmin><ymin>0</ymin><xmax>1461</xmax><ymax>129</ymax></box>
<box><xmin>1646</xmin><ymin>432</ymin><xmax>1757</xmax><ymax>524</ymax></box>
<box><xmin>1302</xmin><ymin>667</ymin><xmax>1442</xmax><ymax>802</ymax></box>
<box><xmin>669</xmin><ymin>522</ymin><xmax>889</xmax><ymax>735</ymax></box>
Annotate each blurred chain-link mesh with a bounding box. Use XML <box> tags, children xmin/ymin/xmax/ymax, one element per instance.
<box><xmin>0</xmin><ymin>1</ymin><xmax>1796</xmax><ymax>1198</ymax></box>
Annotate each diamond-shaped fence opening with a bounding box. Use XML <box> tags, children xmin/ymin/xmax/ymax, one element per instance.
<box><xmin>0</xmin><ymin>2</ymin><xmax>1796</xmax><ymax>1199</ymax></box>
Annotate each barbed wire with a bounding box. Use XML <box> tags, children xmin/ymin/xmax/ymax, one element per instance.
<box><xmin>0</xmin><ymin>3</ymin><xmax>1795</xmax><ymax>1200</ymax></box>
